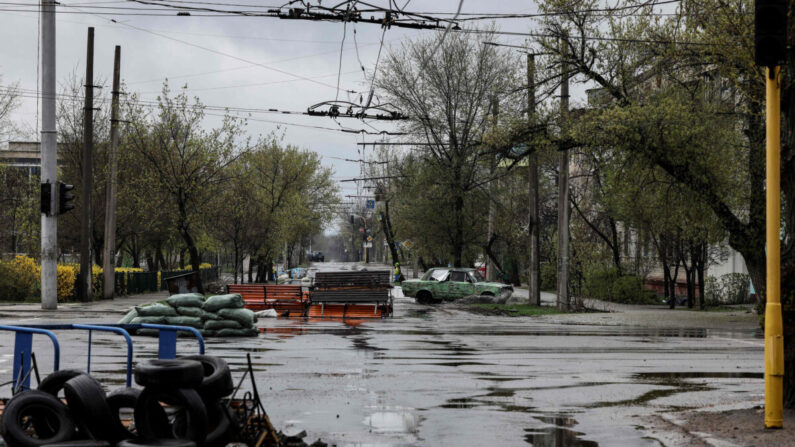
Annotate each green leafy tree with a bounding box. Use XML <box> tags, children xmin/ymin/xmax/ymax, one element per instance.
<box><xmin>124</xmin><ymin>83</ymin><xmax>246</xmax><ymax>280</ymax></box>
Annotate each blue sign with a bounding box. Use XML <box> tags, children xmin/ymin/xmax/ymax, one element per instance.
<box><xmin>366</xmin><ymin>200</ymin><xmax>375</xmax><ymax>209</ymax></box>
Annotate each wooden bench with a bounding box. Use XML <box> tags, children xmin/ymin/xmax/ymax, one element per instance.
<box><xmin>264</xmin><ymin>285</ymin><xmax>304</xmax><ymax>301</ymax></box>
<box><xmin>309</xmin><ymin>289</ymin><xmax>389</xmax><ymax>303</ymax></box>
<box><xmin>313</xmin><ymin>271</ymin><xmax>391</xmax><ymax>289</ymax></box>
<box><xmin>229</xmin><ymin>283</ymin><xmax>307</xmax><ymax>316</ymax></box>
<box><xmin>227</xmin><ymin>284</ymin><xmax>266</xmax><ymax>306</ymax></box>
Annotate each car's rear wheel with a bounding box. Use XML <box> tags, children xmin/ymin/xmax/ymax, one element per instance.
<box><xmin>416</xmin><ymin>291</ymin><xmax>434</xmax><ymax>304</ymax></box>
<box><xmin>481</xmin><ymin>291</ymin><xmax>494</xmax><ymax>297</ymax></box>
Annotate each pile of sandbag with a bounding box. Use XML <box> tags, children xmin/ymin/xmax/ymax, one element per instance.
<box><xmin>119</xmin><ymin>293</ymin><xmax>258</xmax><ymax>337</ymax></box>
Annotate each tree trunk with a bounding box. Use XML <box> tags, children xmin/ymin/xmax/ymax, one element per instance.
<box><xmin>452</xmin><ymin>165</ymin><xmax>465</xmax><ymax>267</ymax></box>
<box><xmin>381</xmin><ymin>200</ymin><xmax>401</xmax><ymax>267</ymax></box>
<box><xmin>669</xmin><ymin>258</ymin><xmax>680</xmax><ymax>309</ymax></box>
<box><xmin>156</xmin><ymin>244</ymin><xmax>167</xmax><ymax>271</ymax></box>
<box><xmin>697</xmin><ymin>242</ymin><xmax>706</xmax><ymax>310</ymax></box>
<box><xmin>145</xmin><ymin>252</ymin><xmax>155</xmax><ymax>272</ymax></box>
<box><xmin>248</xmin><ymin>258</ymin><xmax>254</xmax><ymax>283</ymax></box>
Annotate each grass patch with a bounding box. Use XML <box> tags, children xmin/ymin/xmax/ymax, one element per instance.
<box><xmin>467</xmin><ymin>303</ymin><xmax>565</xmax><ymax>317</ymax></box>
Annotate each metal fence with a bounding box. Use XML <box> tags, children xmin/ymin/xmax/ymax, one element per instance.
<box><xmin>93</xmin><ymin>267</ymin><xmax>220</xmax><ymax>297</ymax></box>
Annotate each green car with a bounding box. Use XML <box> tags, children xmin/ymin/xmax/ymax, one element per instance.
<box><xmin>400</xmin><ymin>267</ymin><xmax>513</xmax><ymax>303</ymax></box>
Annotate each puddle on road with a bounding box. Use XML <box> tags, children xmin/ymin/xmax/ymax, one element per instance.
<box><xmin>634</xmin><ymin>371</ymin><xmax>763</xmax><ymax>380</ymax></box>
<box><xmin>363</xmin><ymin>408</ymin><xmax>420</xmax><ymax>434</ymax></box>
<box><xmin>525</xmin><ymin>415</ymin><xmax>599</xmax><ymax>446</ymax></box>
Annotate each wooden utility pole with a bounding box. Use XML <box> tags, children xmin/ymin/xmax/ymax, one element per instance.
<box><xmin>40</xmin><ymin>0</ymin><xmax>57</xmax><ymax>309</ymax></box>
<box><xmin>527</xmin><ymin>53</ymin><xmax>540</xmax><ymax>306</ymax></box>
<box><xmin>556</xmin><ymin>44</ymin><xmax>571</xmax><ymax>311</ymax></box>
<box><xmin>103</xmin><ymin>46</ymin><xmax>121</xmax><ymax>300</ymax></box>
<box><xmin>486</xmin><ymin>95</ymin><xmax>498</xmax><ymax>281</ymax></box>
<box><xmin>79</xmin><ymin>27</ymin><xmax>94</xmax><ymax>302</ymax></box>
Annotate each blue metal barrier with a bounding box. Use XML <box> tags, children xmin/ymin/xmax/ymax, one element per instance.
<box><xmin>1</xmin><ymin>323</ymin><xmax>203</xmax><ymax>392</ymax></box>
<box><xmin>72</xmin><ymin>324</ymin><xmax>134</xmax><ymax>387</ymax></box>
<box><xmin>138</xmin><ymin>324</ymin><xmax>205</xmax><ymax>359</ymax></box>
<box><xmin>0</xmin><ymin>325</ymin><xmax>60</xmax><ymax>391</ymax></box>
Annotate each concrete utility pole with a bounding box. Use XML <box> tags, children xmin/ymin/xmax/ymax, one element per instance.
<box><xmin>103</xmin><ymin>46</ymin><xmax>121</xmax><ymax>300</ymax></box>
<box><xmin>486</xmin><ymin>95</ymin><xmax>498</xmax><ymax>282</ymax></box>
<box><xmin>556</xmin><ymin>45</ymin><xmax>571</xmax><ymax>311</ymax></box>
<box><xmin>79</xmin><ymin>27</ymin><xmax>94</xmax><ymax>302</ymax></box>
<box><xmin>527</xmin><ymin>53</ymin><xmax>540</xmax><ymax>306</ymax></box>
<box><xmin>40</xmin><ymin>0</ymin><xmax>57</xmax><ymax>310</ymax></box>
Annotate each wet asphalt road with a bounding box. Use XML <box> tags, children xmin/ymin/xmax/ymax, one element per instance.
<box><xmin>0</xmin><ymin>262</ymin><xmax>764</xmax><ymax>446</ymax></box>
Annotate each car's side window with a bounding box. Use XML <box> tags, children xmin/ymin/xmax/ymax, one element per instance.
<box><xmin>430</xmin><ymin>269</ymin><xmax>450</xmax><ymax>282</ymax></box>
<box><xmin>450</xmin><ymin>271</ymin><xmax>467</xmax><ymax>282</ymax></box>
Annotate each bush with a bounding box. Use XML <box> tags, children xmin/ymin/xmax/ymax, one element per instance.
<box><xmin>581</xmin><ymin>267</ymin><xmax>654</xmax><ymax>304</ymax></box>
<box><xmin>57</xmin><ymin>264</ymin><xmax>76</xmax><ymax>302</ymax></box>
<box><xmin>0</xmin><ymin>256</ymin><xmax>39</xmax><ymax>301</ymax></box>
<box><xmin>540</xmin><ymin>263</ymin><xmax>556</xmax><ymax>291</ymax></box>
<box><xmin>584</xmin><ymin>268</ymin><xmax>620</xmax><ymax>301</ymax></box>
<box><xmin>611</xmin><ymin>275</ymin><xmax>656</xmax><ymax>304</ymax></box>
<box><xmin>706</xmin><ymin>273</ymin><xmax>751</xmax><ymax>305</ymax></box>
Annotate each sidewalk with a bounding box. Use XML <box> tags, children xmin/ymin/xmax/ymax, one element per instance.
<box><xmin>511</xmin><ymin>287</ymin><xmax>760</xmax><ymax>330</ymax></box>
<box><xmin>0</xmin><ymin>290</ymin><xmax>169</xmax><ymax>321</ymax></box>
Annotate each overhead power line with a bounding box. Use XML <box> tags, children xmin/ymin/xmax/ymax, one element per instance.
<box><xmin>56</xmin><ymin>1</ymin><xmax>362</xmax><ymax>94</ymax></box>
<box><xmin>126</xmin><ymin>0</ymin><xmax>454</xmax><ymax>29</ymax></box>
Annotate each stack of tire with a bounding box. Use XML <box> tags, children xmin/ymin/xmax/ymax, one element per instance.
<box><xmin>0</xmin><ymin>356</ymin><xmax>236</xmax><ymax>447</ymax></box>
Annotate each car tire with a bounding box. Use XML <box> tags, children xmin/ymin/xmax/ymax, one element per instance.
<box><xmin>1</xmin><ymin>390</ymin><xmax>76</xmax><ymax>447</ymax></box>
<box><xmin>172</xmin><ymin>401</ymin><xmax>235</xmax><ymax>447</ymax></box>
<box><xmin>416</xmin><ymin>291</ymin><xmax>434</xmax><ymax>304</ymax></box>
<box><xmin>134</xmin><ymin>388</ymin><xmax>207</xmax><ymax>446</ymax></box>
<box><xmin>481</xmin><ymin>292</ymin><xmax>494</xmax><ymax>297</ymax></box>
<box><xmin>117</xmin><ymin>439</ymin><xmax>196</xmax><ymax>447</ymax></box>
<box><xmin>204</xmin><ymin>403</ymin><xmax>237</xmax><ymax>447</ymax></box>
<box><xmin>63</xmin><ymin>375</ymin><xmax>118</xmax><ymax>443</ymax></box>
<box><xmin>134</xmin><ymin>360</ymin><xmax>204</xmax><ymax>389</ymax></box>
<box><xmin>41</xmin><ymin>441</ymin><xmax>110</xmax><ymax>447</ymax></box>
<box><xmin>177</xmin><ymin>356</ymin><xmax>233</xmax><ymax>401</ymax></box>
<box><xmin>38</xmin><ymin>370</ymin><xmax>91</xmax><ymax>398</ymax></box>
<box><xmin>107</xmin><ymin>387</ymin><xmax>149</xmax><ymax>440</ymax></box>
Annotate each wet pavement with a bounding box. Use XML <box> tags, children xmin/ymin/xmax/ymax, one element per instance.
<box><xmin>0</xmin><ymin>262</ymin><xmax>765</xmax><ymax>446</ymax></box>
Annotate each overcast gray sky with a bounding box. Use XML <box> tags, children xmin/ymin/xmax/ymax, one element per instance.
<box><xmin>1</xmin><ymin>1</ymin><xmax>553</xmax><ymax>220</ymax></box>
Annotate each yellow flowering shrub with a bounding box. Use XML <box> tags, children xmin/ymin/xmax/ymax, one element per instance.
<box><xmin>56</xmin><ymin>265</ymin><xmax>76</xmax><ymax>302</ymax></box>
<box><xmin>0</xmin><ymin>255</ymin><xmax>40</xmax><ymax>301</ymax></box>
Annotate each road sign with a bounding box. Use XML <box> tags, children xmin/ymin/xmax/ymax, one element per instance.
<box><xmin>363</xmin><ymin>242</ymin><xmax>373</xmax><ymax>248</ymax></box>
<box><xmin>402</xmin><ymin>240</ymin><xmax>414</xmax><ymax>250</ymax></box>
<box><xmin>366</xmin><ymin>199</ymin><xmax>375</xmax><ymax>209</ymax></box>
<box><xmin>367</xmin><ymin>235</ymin><xmax>373</xmax><ymax>242</ymax></box>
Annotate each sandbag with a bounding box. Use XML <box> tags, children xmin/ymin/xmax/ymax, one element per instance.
<box><xmin>119</xmin><ymin>309</ymin><xmax>138</xmax><ymax>324</ymax></box>
<box><xmin>217</xmin><ymin>308</ymin><xmax>256</xmax><ymax>327</ymax></box>
<box><xmin>255</xmin><ymin>309</ymin><xmax>278</xmax><ymax>318</ymax></box>
<box><xmin>130</xmin><ymin>316</ymin><xmax>167</xmax><ymax>325</ymax></box>
<box><xmin>204</xmin><ymin>320</ymin><xmax>242</xmax><ymax>331</ymax></box>
<box><xmin>202</xmin><ymin>294</ymin><xmax>244</xmax><ymax>312</ymax></box>
<box><xmin>136</xmin><ymin>303</ymin><xmax>177</xmax><ymax>317</ymax></box>
<box><xmin>164</xmin><ymin>316</ymin><xmax>204</xmax><ymax>329</ymax></box>
<box><xmin>176</xmin><ymin>306</ymin><xmax>220</xmax><ymax>320</ymax></box>
<box><xmin>135</xmin><ymin>328</ymin><xmax>161</xmax><ymax>336</ymax></box>
<box><xmin>215</xmin><ymin>327</ymin><xmax>258</xmax><ymax>337</ymax></box>
<box><xmin>200</xmin><ymin>329</ymin><xmax>216</xmax><ymax>337</ymax></box>
<box><xmin>166</xmin><ymin>293</ymin><xmax>205</xmax><ymax>308</ymax></box>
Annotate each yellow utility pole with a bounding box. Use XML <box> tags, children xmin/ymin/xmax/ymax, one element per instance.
<box><xmin>764</xmin><ymin>66</ymin><xmax>784</xmax><ymax>429</ymax></box>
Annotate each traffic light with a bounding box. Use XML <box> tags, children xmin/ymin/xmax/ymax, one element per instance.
<box><xmin>40</xmin><ymin>182</ymin><xmax>53</xmax><ymax>216</ymax></box>
<box><xmin>58</xmin><ymin>181</ymin><xmax>75</xmax><ymax>215</ymax></box>
<box><xmin>755</xmin><ymin>0</ymin><xmax>788</xmax><ymax>67</ymax></box>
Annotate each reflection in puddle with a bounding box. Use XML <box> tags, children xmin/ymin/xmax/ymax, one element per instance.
<box><xmin>526</xmin><ymin>415</ymin><xmax>599</xmax><ymax>446</ymax></box>
<box><xmin>364</xmin><ymin>409</ymin><xmax>419</xmax><ymax>434</ymax></box>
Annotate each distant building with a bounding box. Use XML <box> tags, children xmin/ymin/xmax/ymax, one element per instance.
<box><xmin>0</xmin><ymin>141</ymin><xmax>63</xmax><ymax>177</ymax></box>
